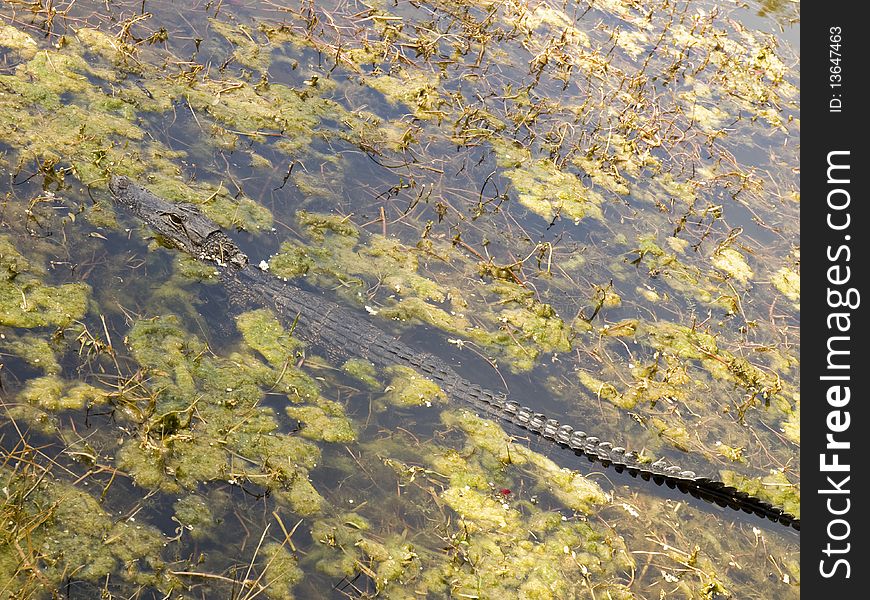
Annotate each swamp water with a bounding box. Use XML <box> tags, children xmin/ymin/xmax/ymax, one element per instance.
<box><xmin>0</xmin><ymin>0</ymin><xmax>799</xmax><ymax>598</ymax></box>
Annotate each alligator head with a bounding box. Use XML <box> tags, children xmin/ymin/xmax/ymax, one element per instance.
<box><xmin>109</xmin><ymin>176</ymin><xmax>248</xmax><ymax>268</ymax></box>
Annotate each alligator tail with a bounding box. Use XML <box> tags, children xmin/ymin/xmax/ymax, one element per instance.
<box><xmin>499</xmin><ymin>401</ymin><xmax>800</xmax><ymax>531</ymax></box>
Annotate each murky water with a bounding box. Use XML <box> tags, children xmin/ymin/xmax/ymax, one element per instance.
<box><xmin>1</xmin><ymin>0</ymin><xmax>798</xmax><ymax>598</ymax></box>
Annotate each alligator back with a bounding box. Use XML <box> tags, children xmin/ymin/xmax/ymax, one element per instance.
<box><xmin>110</xmin><ymin>176</ymin><xmax>800</xmax><ymax>531</ymax></box>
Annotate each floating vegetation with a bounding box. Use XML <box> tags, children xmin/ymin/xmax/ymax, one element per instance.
<box><xmin>267</xmin><ymin>209</ymin><xmax>574</xmax><ymax>372</ymax></box>
<box><xmin>712</xmin><ymin>247</ymin><xmax>755</xmax><ymax>284</ymax></box>
<box><xmin>382</xmin><ymin>365</ymin><xmax>446</xmax><ymax>408</ymax></box>
<box><xmin>772</xmin><ymin>266</ymin><xmax>801</xmax><ymax>304</ymax></box>
<box><xmin>0</xmin><ymin>236</ymin><xmax>90</xmax><ymax>328</ymax></box>
<box><xmin>721</xmin><ymin>470</ymin><xmax>801</xmax><ymax>520</ymax></box>
<box><xmin>492</xmin><ymin>138</ymin><xmax>604</xmax><ymax>223</ymax></box>
<box><xmin>0</xmin><ymin>464</ymin><xmax>166</xmax><ymax>592</ymax></box>
<box><xmin>0</xmin><ymin>0</ymin><xmax>799</xmax><ymax>597</ymax></box>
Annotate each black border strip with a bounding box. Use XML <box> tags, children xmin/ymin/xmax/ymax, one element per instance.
<box><xmin>804</xmin><ymin>5</ymin><xmax>868</xmax><ymax>594</ymax></box>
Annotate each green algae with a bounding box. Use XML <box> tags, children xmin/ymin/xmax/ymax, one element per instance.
<box><xmin>0</xmin><ymin>236</ymin><xmax>90</xmax><ymax>328</ymax></box>
<box><xmin>173</xmin><ymin>253</ymin><xmax>221</xmax><ymax>283</ymax></box>
<box><xmin>308</xmin><ymin>515</ymin><xmax>366</xmax><ymax>578</ymax></box>
<box><xmin>638</xmin><ymin>321</ymin><xmax>721</xmax><ymax>362</ymax></box>
<box><xmin>3</xmin><ymin>402</ymin><xmax>58</xmax><ymax>435</ymax></box>
<box><xmin>628</xmin><ymin>235</ymin><xmax>732</xmax><ymax>308</ymax></box>
<box><xmin>574</xmin><ymin>316</ymin><xmax>796</xmax><ymax>464</ymax></box>
<box><xmin>308</xmin><ymin>412</ymin><xmax>629</xmax><ymax>598</ymax></box>
<box><xmin>309</xmin><ymin>512</ymin><xmax>422</xmax><ymax>587</ymax></box>
<box><xmin>681</xmin><ymin>92</ymin><xmax>732</xmax><ymax>134</ymax></box>
<box><xmin>577</xmin><ymin>370</ymin><xmax>630</xmax><ymax>408</ymax></box>
<box><xmin>114</xmin><ymin>315</ymin><xmax>329</xmax><ymax>519</ymax></box>
<box><xmin>649</xmin><ymin>417</ymin><xmax>694</xmax><ymax>453</ymax></box>
<box><xmin>236</xmin><ymin>308</ymin><xmax>305</xmax><ymax>367</ymax></box>
<box><xmin>0</xmin><ymin>19</ymin><xmax>353</xmax><ymax>234</ymax></box>
<box><xmin>378</xmin><ymin>291</ymin><xmax>567</xmax><ymax>371</ymax></box>
<box><xmin>599</xmin><ymin>318</ymin><xmax>638</xmax><ymax>337</ymax></box>
<box><xmin>270</xmin><ymin>211</ymin><xmax>446</xmax><ymax>303</ymax></box>
<box><xmin>286</xmin><ymin>404</ymin><xmax>356</xmax><ymax>443</ymax></box>
<box><xmin>492</xmin><ymin>138</ymin><xmax>603</xmax><ymax>223</ymax></box>
<box><xmin>275</xmin><ymin>474</ymin><xmax>325</xmax><ymax>516</ymax></box>
<box><xmin>234</xmin><ymin>308</ymin><xmax>322</xmax><ymax>403</ymax></box>
<box><xmin>426</xmin><ymin>448</ymin><xmax>491</xmax><ymax>491</ymax></box>
<box><xmin>267</xmin><ymin>212</ymin><xmax>572</xmax><ymax>372</ymax></box>
<box><xmin>1</xmin><ymin>465</ymin><xmax>166</xmax><ymax>595</ymax></box>
<box><xmin>341</xmin><ymin>358</ymin><xmax>380</xmax><ymax>389</ymax></box>
<box><xmin>771</xmin><ymin>266</ymin><xmax>800</xmax><ymax>304</ymax></box>
<box><xmin>203</xmin><ymin>189</ymin><xmax>275</xmax><ymax>231</ymax></box>
<box><xmin>209</xmin><ymin>18</ymin><xmax>271</xmax><ymax>72</ymax></box>
<box><xmin>364</xmin><ymin>68</ymin><xmax>445</xmax><ymax>120</ymax></box>
<box><xmin>356</xmin><ymin>538</ymin><xmax>420</xmax><ymax>590</ymax></box>
<box><xmin>669</xmin><ymin>21</ymin><xmax>797</xmax><ymax>127</ymax></box>
<box><xmin>0</xmin><ymin>277</ymin><xmax>89</xmax><ymax>328</ymax></box>
<box><xmin>260</xmin><ymin>542</ymin><xmax>304</xmax><ymax>600</ymax></box>
<box><xmin>592</xmin><ymin>284</ymin><xmax>622</xmax><ymax>309</ymax></box>
<box><xmin>0</xmin><ymin>22</ymin><xmax>38</xmax><ymax>59</ymax></box>
<box><xmin>577</xmin><ymin>357</ymin><xmax>692</xmax><ymax>414</ymax></box>
<box><xmin>716</xmin><ymin>443</ymin><xmax>746</xmax><ymax>463</ymax></box>
<box><xmin>637</xmin><ymin>320</ymin><xmax>787</xmax><ymax>416</ymax></box>
<box><xmin>782</xmin><ymin>394</ymin><xmax>800</xmax><ymax>444</ymax></box>
<box><xmin>74</xmin><ymin>26</ymin><xmax>126</xmax><ymax>62</ymax></box>
<box><xmin>442</xmin><ymin>484</ymin><xmax>522</xmax><ymax>532</ymax></box>
<box><xmin>712</xmin><ymin>247</ymin><xmax>754</xmax><ymax>284</ymax></box>
<box><xmin>0</xmin><ymin>236</ymin><xmax>32</xmax><ymax>278</ymax></box>
<box><xmin>720</xmin><ymin>469</ymin><xmax>800</xmax><ymax>520</ymax></box>
<box><xmin>0</xmin><ymin>41</ymin><xmax>149</xmax><ymax>184</ymax></box>
<box><xmin>442</xmin><ymin>410</ymin><xmax>608</xmax><ymax>514</ymax></box>
<box><xmin>174</xmin><ymin>76</ymin><xmax>343</xmax><ymax>156</ymax></box>
<box><xmin>17</xmin><ymin>375</ymin><xmax>64</xmax><ymax>409</ymax></box>
<box><xmin>383</xmin><ymin>365</ymin><xmax>445</xmax><ymax>407</ymax></box>
<box><xmin>521</xmin><ymin>450</ymin><xmax>610</xmax><ymax>514</ymax></box>
<box><xmin>429</xmin><ymin>511</ymin><xmax>634</xmax><ymax>599</ymax></box>
<box><xmin>441</xmin><ymin>408</ymin><xmax>524</xmax><ymax>464</ymax></box>
<box><xmin>491</xmin><ymin>283</ymin><xmax>572</xmax><ymax>347</ymax></box>
<box><xmin>0</xmin><ymin>332</ymin><xmax>61</xmax><ymax>374</ymax></box>
<box><xmin>16</xmin><ymin>375</ymin><xmax>110</xmax><ymax>412</ymax></box>
<box><xmin>173</xmin><ymin>493</ymin><xmax>218</xmax><ymax>539</ymax></box>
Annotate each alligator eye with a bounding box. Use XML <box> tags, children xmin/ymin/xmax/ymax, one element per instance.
<box><xmin>167</xmin><ymin>213</ymin><xmax>185</xmax><ymax>227</ymax></box>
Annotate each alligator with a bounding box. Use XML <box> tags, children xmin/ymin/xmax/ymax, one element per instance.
<box><xmin>108</xmin><ymin>176</ymin><xmax>800</xmax><ymax>531</ymax></box>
